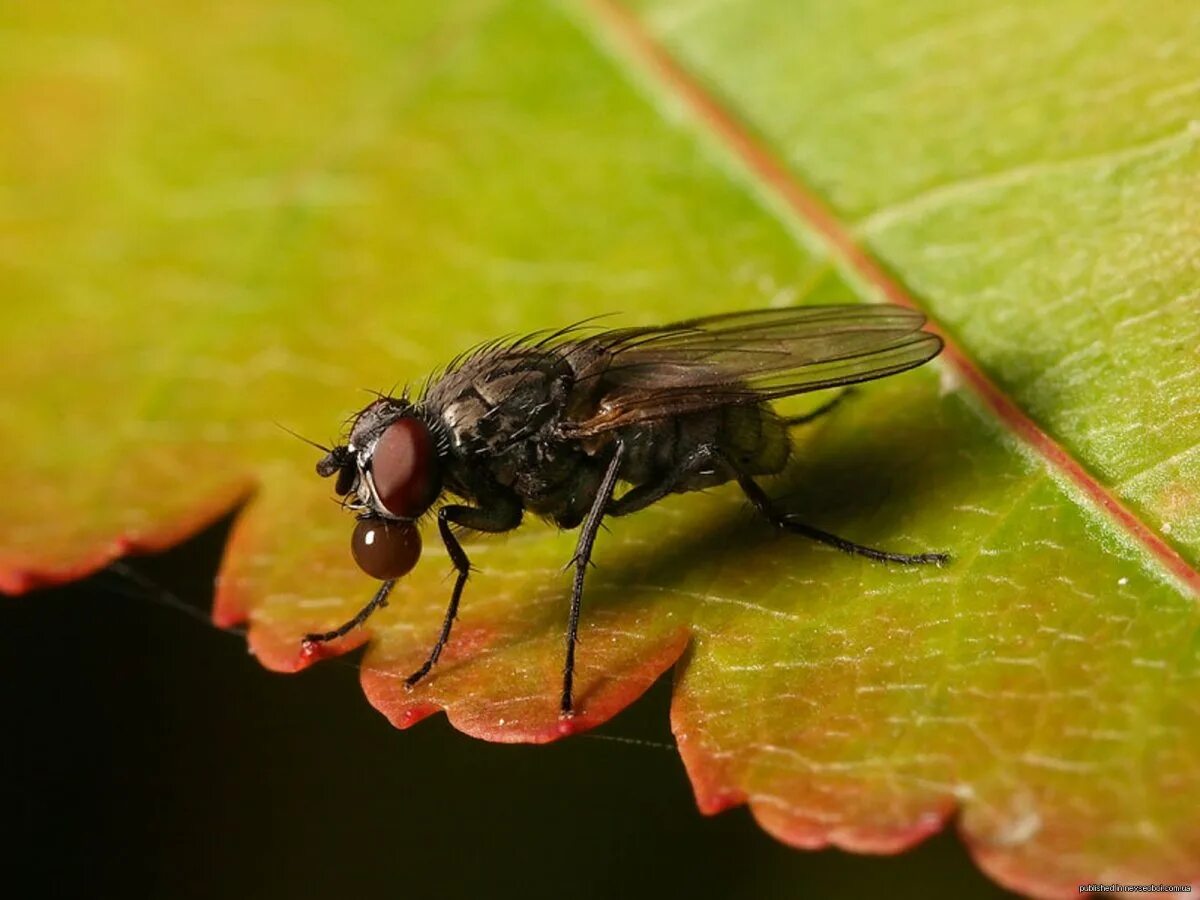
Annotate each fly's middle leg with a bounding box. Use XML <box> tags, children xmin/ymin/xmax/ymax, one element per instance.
<box><xmin>607</xmin><ymin>443</ymin><xmax>723</xmax><ymax>518</ymax></box>
<box><xmin>737</xmin><ymin>472</ymin><xmax>949</xmax><ymax>565</ymax></box>
<box><xmin>561</xmin><ymin>440</ymin><xmax>626</xmax><ymax>717</ymax></box>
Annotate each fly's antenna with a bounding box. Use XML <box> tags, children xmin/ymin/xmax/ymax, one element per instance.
<box><xmin>274</xmin><ymin>421</ymin><xmax>333</xmax><ymax>454</ymax></box>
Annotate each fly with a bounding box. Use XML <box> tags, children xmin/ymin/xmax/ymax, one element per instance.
<box><xmin>303</xmin><ymin>305</ymin><xmax>950</xmax><ymax>717</ymax></box>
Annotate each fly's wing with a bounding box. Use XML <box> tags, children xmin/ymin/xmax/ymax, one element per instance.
<box><xmin>559</xmin><ymin>304</ymin><xmax>942</xmax><ymax>436</ymax></box>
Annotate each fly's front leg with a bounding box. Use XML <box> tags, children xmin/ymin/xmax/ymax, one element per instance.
<box><xmin>561</xmin><ymin>440</ymin><xmax>627</xmax><ymax>717</ymax></box>
<box><xmin>303</xmin><ymin>579</ymin><xmax>397</xmax><ymax>645</ymax></box>
<box><xmin>737</xmin><ymin>473</ymin><xmax>949</xmax><ymax>565</ymax></box>
<box><xmin>405</xmin><ymin>498</ymin><xmax>522</xmax><ymax>689</ymax></box>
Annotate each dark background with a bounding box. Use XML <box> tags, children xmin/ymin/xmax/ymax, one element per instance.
<box><xmin>2</xmin><ymin>518</ymin><xmax>1015</xmax><ymax>899</ymax></box>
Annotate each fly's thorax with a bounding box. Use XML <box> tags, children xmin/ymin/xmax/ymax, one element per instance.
<box><xmin>423</xmin><ymin>347</ymin><xmax>576</xmax><ymax>455</ymax></box>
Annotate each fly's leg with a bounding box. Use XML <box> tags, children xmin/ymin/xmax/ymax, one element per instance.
<box><xmin>781</xmin><ymin>388</ymin><xmax>856</xmax><ymax>427</ymax></box>
<box><xmin>303</xmin><ymin>579</ymin><xmax>397</xmax><ymax>645</ymax></box>
<box><xmin>406</xmin><ymin>499</ymin><xmax>522</xmax><ymax>689</ymax></box>
<box><xmin>562</xmin><ymin>440</ymin><xmax>627</xmax><ymax>717</ymax></box>
<box><xmin>737</xmin><ymin>473</ymin><xmax>949</xmax><ymax>565</ymax></box>
<box><xmin>607</xmin><ymin>444</ymin><xmax>721</xmax><ymax>518</ymax></box>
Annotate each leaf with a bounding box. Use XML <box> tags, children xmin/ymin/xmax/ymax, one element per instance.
<box><xmin>2</xmin><ymin>1</ymin><xmax>1197</xmax><ymax>897</ymax></box>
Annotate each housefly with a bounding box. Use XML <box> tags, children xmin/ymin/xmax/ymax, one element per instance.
<box><xmin>304</xmin><ymin>305</ymin><xmax>949</xmax><ymax>716</ymax></box>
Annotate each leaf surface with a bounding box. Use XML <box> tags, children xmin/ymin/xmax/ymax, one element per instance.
<box><xmin>1</xmin><ymin>1</ymin><xmax>1197</xmax><ymax>896</ymax></box>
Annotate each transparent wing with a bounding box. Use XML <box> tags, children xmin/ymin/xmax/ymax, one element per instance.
<box><xmin>560</xmin><ymin>305</ymin><xmax>942</xmax><ymax>436</ymax></box>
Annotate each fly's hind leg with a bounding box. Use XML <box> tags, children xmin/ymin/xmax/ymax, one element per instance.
<box><xmin>405</xmin><ymin>497</ymin><xmax>523</xmax><ymax>689</ymax></box>
<box><xmin>737</xmin><ymin>473</ymin><xmax>949</xmax><ymax>565</ymax></box>
<box><xmin>781</xmin><ymin>388</ymin><xmax>856</xmax><ymax>427</ymax></box>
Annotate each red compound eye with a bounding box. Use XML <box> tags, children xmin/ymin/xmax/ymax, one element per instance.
<box><xmin>351</xmin><ymin>518</ymin><xmax>422</xmax><ymax>581</ymax></box>
<box><xmin>370</xmin><ymin>417</ymin><xmax>441</xmax><ymax>518</ymax></box>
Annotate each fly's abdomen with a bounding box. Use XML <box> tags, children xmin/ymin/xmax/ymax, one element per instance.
<box><xmin>618</xmin><ymin>402</ymin><xmax>790</xmax><ymax>493</ymax></box>
<box><xmin>717</xmin><ymin>404</ymin><xmax>790</xmax><ymax>476</ymax></box>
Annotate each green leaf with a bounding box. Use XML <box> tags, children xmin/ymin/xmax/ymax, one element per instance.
<box><xmin>2</xmin><ymin>1</ymin><xmax>1197</xmax><ymax>896</ymax></box>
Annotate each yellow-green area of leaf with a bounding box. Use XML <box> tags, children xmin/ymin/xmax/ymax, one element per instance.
<box><xmin>1</xmin><ymin>2</ymin><xmax>1197</xmax><ymax>897</ymax></box>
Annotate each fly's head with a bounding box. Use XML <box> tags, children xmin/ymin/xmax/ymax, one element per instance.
<box><xmin>316</xmin><ymin>397</ymin><xmax>444</xmax><ymax>582</ymax></box>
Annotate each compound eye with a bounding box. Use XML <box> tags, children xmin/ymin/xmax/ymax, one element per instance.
<box><xmin>351</xmin><ymin>518</ymin><xmax>422</xmax><ymax>581</ymax></box>
<box><xmin>371</xmin><ymin>417</ymin><xmax>440</xmax><ymax>518</ymax></box>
